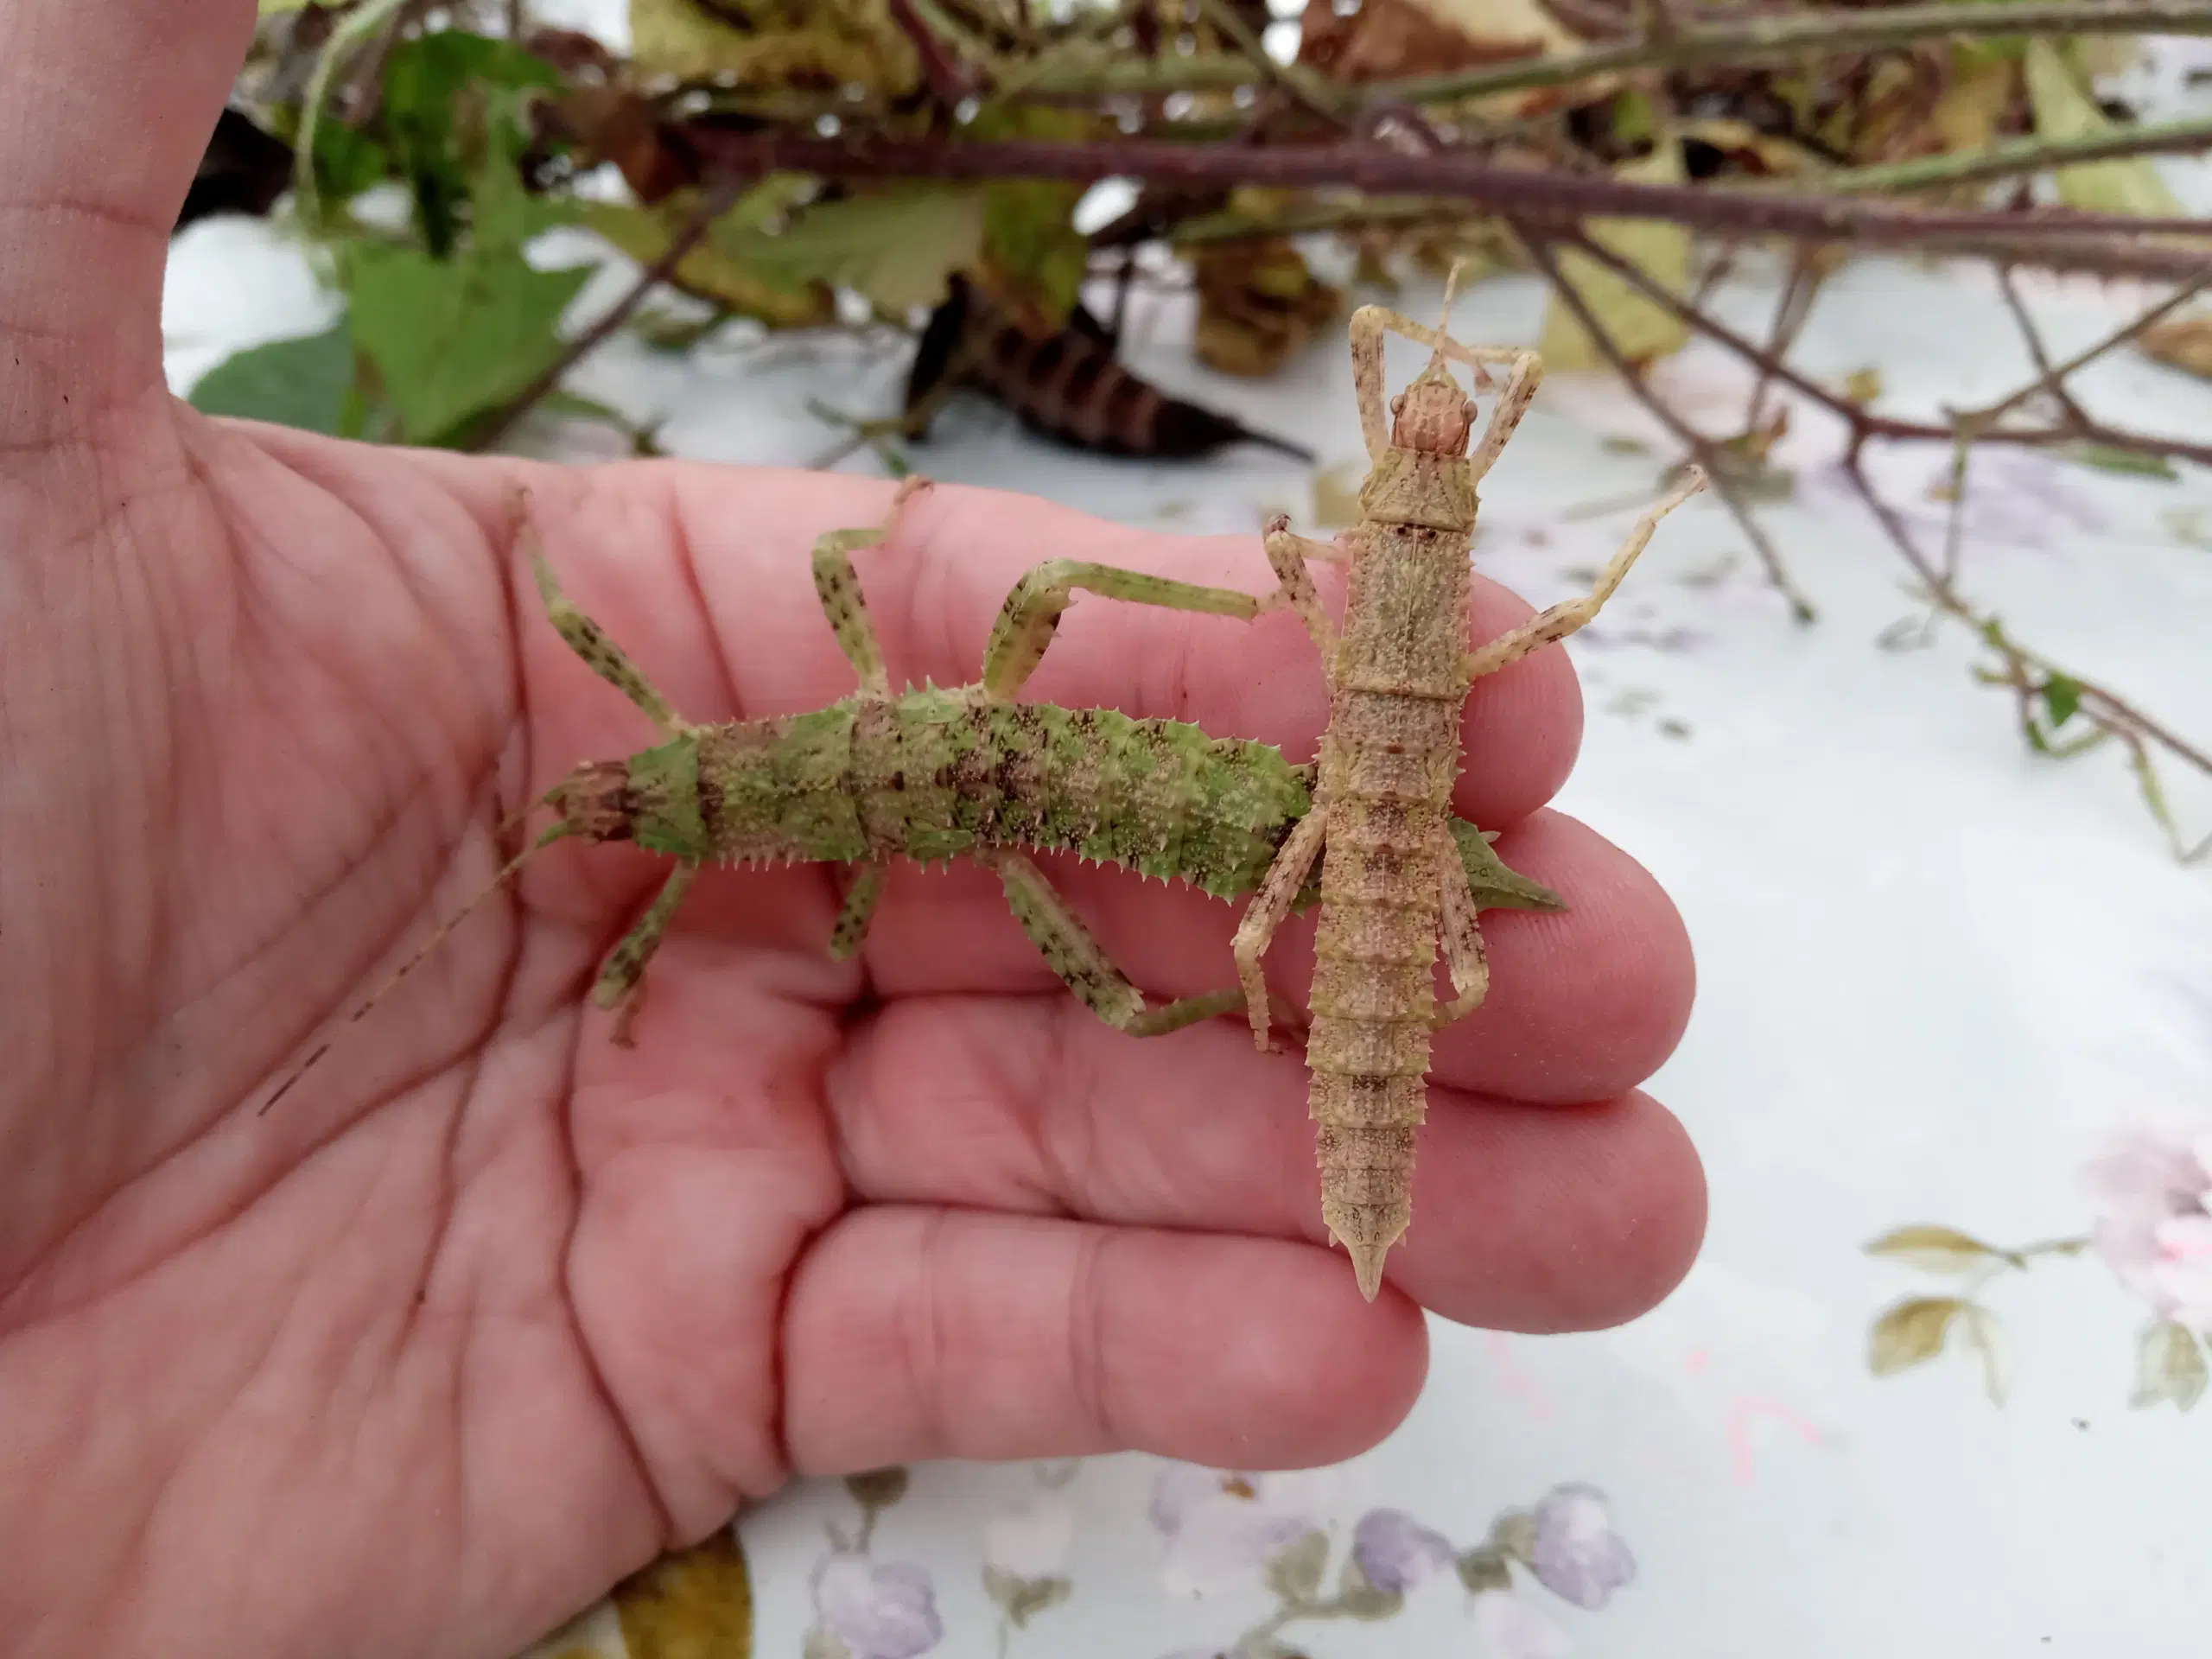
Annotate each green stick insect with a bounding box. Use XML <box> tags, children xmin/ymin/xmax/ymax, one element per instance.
<box><xmin>265</xmin><ymin>480</ymin><xmax>1565</xmax><ymax>1112</ymax></box>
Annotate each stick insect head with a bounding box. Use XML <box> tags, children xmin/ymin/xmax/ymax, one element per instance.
<box><xmin>1387</xmin><ymin>259</ymin><xmax>1478</xmax><ymax>455</ymax></box>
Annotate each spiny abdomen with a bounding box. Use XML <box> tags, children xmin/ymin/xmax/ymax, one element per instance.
<box><xmin>1306</xmin><ymin>695</ymin><xmax>1464</xmax><ymax>1297</ymax></box>
<box><xmin>849</xmin><ymin>691</ymin><xmax>1313</xmax><ymax>893</ymax></box>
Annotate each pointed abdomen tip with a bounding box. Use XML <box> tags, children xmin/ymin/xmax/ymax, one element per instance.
<box><xmin>1337</xmin><ymin>1233</ymin><xmax>1390</xmax><ymax>1302</ymax></box>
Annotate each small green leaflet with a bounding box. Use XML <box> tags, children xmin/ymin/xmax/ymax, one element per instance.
<box><xmin>2062</xmin><ymin>442</ymin><xmax>2180</xmax><ymax>480</ymax></box>
<box><xmin>188</xmin><ymin>321</ymin><xmax>355</xmax><ymax>435</ymax></box>
<box><xmin>729</xmin><ymin>185</ymin><xmax>985</xmax><ymax>314</ymax></box>
<box><xmin>343</xmin><ymin>243</ymin><xmax>593</xmax><ymax>444</ymax></box>
<box><xmin>2041</xmin><ymin>673</ymin><xmax>2083</xmax><ymax>730</ymax></box>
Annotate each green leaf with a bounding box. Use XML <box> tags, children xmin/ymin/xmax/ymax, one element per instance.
<box><xmin>1866</xmin><ymin>1224</ymin><xmax>2008</xmax><ymax>1274</ymax></box>
<box><xmin>342</xmin><ymin>242</ymin><xmax>592</xmax><ymax>443</ymax></box>
<box><xmin>259</xmin><ymin>0</ymin><xmax>313</xmax><ymax>12</ymax></box>
<box><xmin>2041</xmin><ymin>674</ymin><xmax>2083</xmax><ymax>729</ymax></box>
<box><xmin>1537</xmin><ymin>144</ymin><xmax>1690</xmax><ymax>370</ymax></box>
<box><xmin>728</xmin><ymin>185</ymin><xmax>986</xmax><ymax>315</ymax></box>
<box><xmin>1867</xmin><ymin>1295</ymin><xmax>1967</xmax><ymax>1376</ymax></box>
<box><xmin>579</xmin><ymin>194</ymin><xmax>837</xmax><ymax>328</ymax></box>
<box><xmin>2062</xmin><ymin>442</ymin><xmax>2180</xmax><ymax>480</ymax></box>
<box><xmin>2132</xmin><ymin>1320</ymin><xmax>2207</xmax><ymax>1411</ymax></box>
<box><xmin>1263</xmin><ymin>1529</ymin><xmax>1330</xmax><ymax>1605</ymax></box>
<box><xmin>2024</xmin><ymin>39</ymin><xmax>2186</xmax><ymax>219</ymax></box>
<box><xmin>1448</xmin><ymin>819</ymin><xmax>1567</xmax><ymax>913</ymax></box>
<box><xmin>188</xmin><ymin>321</ymin><xmax>356</xmax><ymax>435</ymax></box>
<box><xmin>380</xmin><ymin>29</ymin><xmax>562</xmax><ymax>256</ymax></box>
<box><xmin>983</xmin><ymin>178</ymin><xmax>1090</xmax><ymax>324</ymax></box>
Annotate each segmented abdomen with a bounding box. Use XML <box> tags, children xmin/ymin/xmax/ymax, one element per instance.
<box><xmin>1306</xmin><ymin>692</ymin><xmax>1462</xmax><ymax>1267</ymax></box>
<box><xmin>849</xmin><ymin>694</ymin><xmax>1314</xmax><ymax>896</ymax></box>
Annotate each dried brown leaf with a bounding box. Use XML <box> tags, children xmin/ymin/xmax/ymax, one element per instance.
<box><xmin>612</xmin><ymin>1529</ymin><xmax>755</xmax><ymax>1659</ymax></box>
<box><xmin>2139</xmin><ymin>313</ymin><xmax>2212</xmax><ymax>381</ymax></box>
<box><xmin>1865</xmin><ymin>1224</ymin><xmax>2004</xmax><ymax>1274</ymax></box>
<box><xmin>1867</xmin><ymin>1295</ymin><xmax>1966</xmax><ymax>1376</ymax></box>
<box><xmin>2132</xmin><ymin>1320</ymin><xmax>2208</xmax><ymax>1411</ymax></box>
<box><xmin>1193</xmin><ymin>238</ymin><xmax>1342</xmax><ymax>378</ymax></box>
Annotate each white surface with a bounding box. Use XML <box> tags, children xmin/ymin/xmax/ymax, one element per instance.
<box><xmin>162</xmin><ymin>32</ymin><xmax>2212</xmax><ymax>1659</ymax></box>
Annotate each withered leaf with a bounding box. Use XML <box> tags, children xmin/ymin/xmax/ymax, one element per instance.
<box><xmin>1867</xmin><ymin>1295</ymin><xmax>1967</xmax><ymax>1376</ymax></box>
<box><xmin>2132</xmin><ymin>1320</ymin><xmax>2207</xmax><ymax>1412</ymax></box>
<box><xmin>1865</xmin><ymin>1224</ymin><xmax>2007</xmax><ymax>1275</ymax></box>
<box><xmin>2024</xmin><ymin>40</ymin><xmax>2186</xmax><ymax>219</ymax></box>
<box><xmin>1536</xmin><ymin>147</ymin><xmax>1690</xmax><ymax>372</ymax></box>
<box><xmin>1192</xmin><ymin>238</ymin><xmax>1342</xmax><ymax>378</ymax></box>
<box><xmin>612</xmin><ymin>1529</ymin><xmax>755</xmax><ymax>1659</ymax></box>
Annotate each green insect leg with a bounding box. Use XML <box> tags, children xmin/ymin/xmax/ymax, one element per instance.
<box><xmin>1431</xmin><ymin>824</ymin><xmax>1491</xmax><ymax>1028</ymax></box>
<box><xmin>980</xmin><ymin>558</ymin><xmax>1266</xmax><ymax>702</ymax></box>
<box><xmin>592</xmin><ymin>857</ymin><xmax>702</xmax><ymax>1046</ymax></box>
<box><xmin>829</xmin><ymin>863</ymin><xmax>887</xmax><ymax>961</ymax></box>
<box><xmin>811</xmin><ymin>477</ymin><xmax>933</xmax><ymax>696</ymax></box>
<box><xmin>519</xmin><ymin>499</ymin><xmax>688</xmax><ymax>735</ymax></box>
<box><xmin>990</xmin><ymin>852</ymin><xmax>1245</xmax><ymax>1037</ymax></box>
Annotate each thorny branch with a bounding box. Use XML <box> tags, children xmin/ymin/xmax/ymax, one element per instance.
<box><xmin>1511</xmin><ymin>224</ymin><xmax>1819</xmax><ymax>621</ymax></box>
<box><xmin>683</xmin><ymin>129</ymin><xmax>2212</xmax><ymax>254</ymax></box>
<box><xmin>1518</xmin><ymin>232</ymin><xmax>2212</xmax><ymax>854</ymax></box>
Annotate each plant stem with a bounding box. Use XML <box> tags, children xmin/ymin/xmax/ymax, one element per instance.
<box><xmin>1806</xmin><ymin>113</ymin><xmax>2212</xmax><ymax>196</ymax></box>
<box><xmin>683</xmin><ymin>128</ymin><xmax>2212</xmax><ymax>246</ymax></box>
<box><xmin>470</xmin><ymin>177</ymin><xmax>747</xmax><ymax>452</ymax></box>
<box><xmin>1512</xmin><ymin>223</ymin><xmax>1819</xmax><ymax>620</ymax></box>
<box><xmin>1012</xmin><ymin>1</ymin><xmax>2212</xmax><ymax>106</ymax></box>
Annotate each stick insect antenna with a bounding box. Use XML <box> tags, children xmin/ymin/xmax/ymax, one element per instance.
<box><xmin>259</xmin><ymin>815</ymin><xmax>573</xmax><ymax>1114</ymax></box>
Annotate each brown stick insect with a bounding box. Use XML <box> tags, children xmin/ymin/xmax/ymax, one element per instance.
<box><xmin>1234</xmin><ymin>265</ymin><xmax>1707</xmax><ymax>1300</ymax></box>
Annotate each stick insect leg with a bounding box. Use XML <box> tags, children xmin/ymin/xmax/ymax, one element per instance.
<box><xmin>1347</xmin><ymin>291</ymin><xmax>1521</xmax><ymax>462</ymax></box>
<box><xmin>811</xmin><ymin>476</ymin><xmax>931</xmax><ymax>696</ymax></box>
<box><xmin>524</xmin><ymin>501</ymin><xmax>688</xmax><ymax>735</ymax></box>
<box><xmin>1231</xmin><ymin>809</ymin><xmax>1329</xmax><ymax>1051</ymax></box>
<box><xmin>990</xmin><ymin>853</ymin><xmax>1247</xmax><ymax>1038</ymax></box>
<box><xmin>1432</xmin><ymin>825</ymin><xmax>1491</xmax><ymax>1028</ymax></box>
<box><xmin>980</xmin><ymin>558</ymin><xmax>1265</xmax><ymax>702</ymax></box>
<box><xmin>828</xmin><ymin>863</ymin><xmax>887</xmax><ymax>961</ymax></box>
<box><xmin>591</xmin><ymin>857</ymin><xmax>702</xmax><ymax>1046</ymax></box>
<box><xmin>1465</xmin><ymin>467</ymin><xmax>1707</xmax><ymax>683</ymax></box>
<box><xmin>1466</xmin><ymin>349</ymin><xmax>1544</xmax><ymax>484</ymax></box>
<box><xmin>1261</xmin><ymin>515</ymin><xmax>1343</xmax><ymax>664</ymax></box>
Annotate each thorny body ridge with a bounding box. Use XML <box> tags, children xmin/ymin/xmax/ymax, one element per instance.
<box><xmin>1237</xmin><ymin>270</ymin><xmax>1706</xmax><ymax>1300</ymax></box>
<box><xmin>265</xmin><ymin>479</ymin><xmax>1563</xmax><ymax>1110</ymax></box>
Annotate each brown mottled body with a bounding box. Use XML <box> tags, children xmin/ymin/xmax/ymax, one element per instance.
<box><xmin>1239</xmin><ymin>270</ymin><xmax>1706</xmax><ymax>1299</ymax></box>
<box><xmin>906</xmin><ymin>275</ymin><xmax>1311</xmax><ymax>461</ymax></box>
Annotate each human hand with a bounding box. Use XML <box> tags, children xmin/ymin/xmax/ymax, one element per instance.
<box><xmin>0</xmin><ymin>4</ymin><xmax>1703</xmax><ymax>1656</ymax></box>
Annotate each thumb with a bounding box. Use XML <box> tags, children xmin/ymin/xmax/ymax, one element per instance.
<box><xmin>0</xmin><ymin>0</ymin><xmax>257</xmax><ymax>435</ymax></box>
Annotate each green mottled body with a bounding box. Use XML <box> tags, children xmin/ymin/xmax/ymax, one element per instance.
<box><xmin>616</xmin><ymin>690</ymin><xmax>1313</xmax><ymax>895</ymax></box>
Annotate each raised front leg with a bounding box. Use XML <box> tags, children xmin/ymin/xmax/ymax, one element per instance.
<box><xmin>980</xmin><ymin>558</ymin><xmax>1265</xmax><ymax>702</ymax></box>
<box><xmin>1347</xmin><ymin>259</ymin><xmax>1524</xmax><ymax>461</ymax></box>
<box><xmin>592</xmin><ymin>856</ymin><xmax>702</xmax><ymax>1046</ymax></box>
<box><xmin>1261</xmin><ymin>516</ymin><xmax>1343</xmax><ymax>665</ymax></box>
<box><xmin>1466</xmin><ymin>348</ymin><xmax>1543</xmax><ymax>484</ymax></box>
<box><xmin>811</xmin><ymin>475</ymin><xmax>931</xmax><ymax>696</ymax></box>
<box><xmin>991</xmin><ymin>852</ymin><xmax>1248</xmax><ymax>1037</ymax></box>
<box><xmin>1231</xmin><ymin>809</ymin><xmax>1329</xmax><ymax>1050</ymax></box>
<box><xmin>524</xmin><ymin>498</ymin><xmax>688</xmax><ymax>736</ymax></box>
<box><xmin>1465</xmin><ymin>467</ymin><xmax>1707</xmax><ymax>683</ymax></box>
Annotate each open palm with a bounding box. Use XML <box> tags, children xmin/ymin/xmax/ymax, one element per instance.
<box><xmin>0</xmin><ymin>4</ymin><xmax>1705</xmax><ymax>1656</ymax></box>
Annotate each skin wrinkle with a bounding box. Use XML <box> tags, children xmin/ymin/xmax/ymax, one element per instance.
<box><xmin>901</xmin><ymin>1206</ymin><xmax>957</xmax><ymax>1464</ymax></box>
<box><xmin>1062</xmin><ymin>1224</ymin><xmax>1119</xmax><ymax>1452</ymax></box>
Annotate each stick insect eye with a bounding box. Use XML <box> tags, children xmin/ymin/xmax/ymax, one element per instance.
<box><xmin>1389</xmin><ymin>393</ymin><xmax>1405</xmax><ymax>415</ymax></box>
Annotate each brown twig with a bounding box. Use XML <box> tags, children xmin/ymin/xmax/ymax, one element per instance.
<box><xmin>1554</xmin><ymin>227</ymin><xmax>2212</xmax><ymax>468</ymax></box>
<box><xmin>470</xmin><ymin>176</ymin><xmax>747</xmax><ymax>452</ymax></box>
<box><xmin>682</xmin><ymin>128</ymin><xmax>2212</xmax><ymax>248</ymax></box>
<box><xmin>887</xmin><ymin>0</ymin><xmax>982</xmax><ymax>109</ymax></box>
<box><xmin>1992</xmin><ymin>267</ymin><xmax>2093</xmax><ymax>431</ymax></box>
<box><xmin>1510</xmin><ymin>222</ymin><xmax>1819</xmax><ymax>621</ymax></box>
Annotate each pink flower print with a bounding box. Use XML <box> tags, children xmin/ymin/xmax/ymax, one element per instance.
<box><xmin>1351</xmin><ymin>1508</ymin><xmax>1453</xmax><ymax>1594</ymax></box>
<box><xmin>2082</xmin><ymin>1112</ymin><xmax>2212</xmax><ymax>1329</ymax></box>
<box><xmin>1527</xmin><ymin>1484</ymin><xmax>1636</xmax><ymax>1611</ymax></box>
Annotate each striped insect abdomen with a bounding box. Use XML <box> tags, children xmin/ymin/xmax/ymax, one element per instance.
<box><xmin>1306</xmin><ymin>522</ymin><xmax>1476</xmax><ymax>1274</ymax></box>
